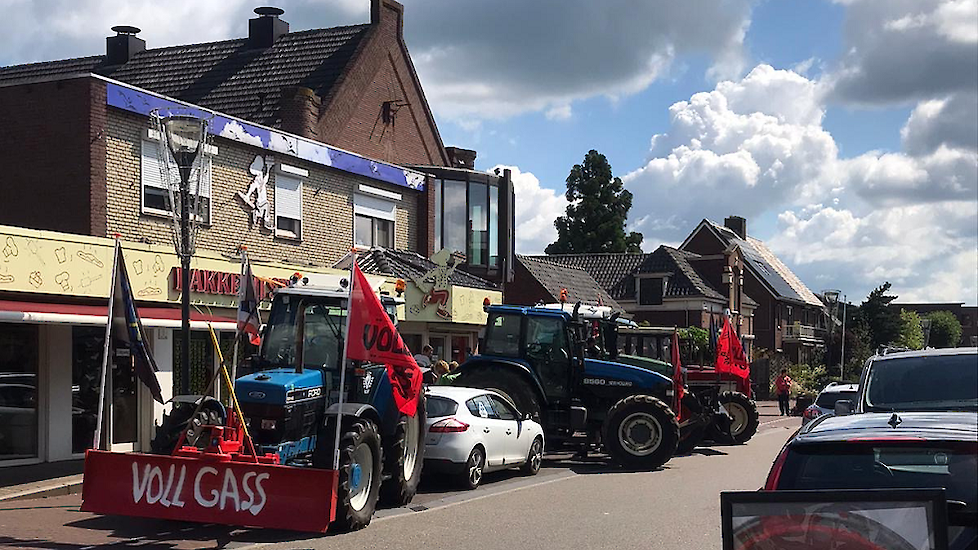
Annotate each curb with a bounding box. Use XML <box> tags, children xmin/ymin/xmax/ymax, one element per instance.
<box><xmin>0</xmin><ymin>476</ymin><xmax>84</xmax><ymax>503</ymax></box>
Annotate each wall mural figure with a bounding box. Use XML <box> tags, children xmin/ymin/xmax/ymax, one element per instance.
<box><xmin>237</xmin><ymin>155</ymin><xmax>274</xmax><ymax>230</ymax></box>
<box><xmin>414</xmin><ymin>249</ymin><xmax>461</xmax><ymax>320</ymax></box>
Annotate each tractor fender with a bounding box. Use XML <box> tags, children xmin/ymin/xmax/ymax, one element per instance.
<box><xmin>325</xmin><ymin>402</ymin><xmax>383</xmax><ymax>430</ymax></box>
<box><xmin>458</xmin><ymin>358</ymin><xmax>549</xmax><ymax>407</ymax></box>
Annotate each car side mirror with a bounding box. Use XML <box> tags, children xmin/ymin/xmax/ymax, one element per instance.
<box><xmin>523</xmin><ymin>412</ymin><xmax>532</xmax><ymax>421</ymax></box>
<box><xmin>834</xmin><ymin>400</ymin><xmax>854</xmax><ymax>416</ymax></box>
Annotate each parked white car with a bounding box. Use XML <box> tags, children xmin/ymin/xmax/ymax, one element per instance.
<box><xmin>424</xmin><ymin>386</ymin><xmax>544</xmax><ymax>489</ymax></box>
<box><xmin>801</xmin><ymin>382</ymin><xmax>859</xmax><ymax>426</ymax></box>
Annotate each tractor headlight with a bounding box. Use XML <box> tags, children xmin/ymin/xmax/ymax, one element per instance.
<box><xmin>261</xmin><ymin>419</ymin><xmax>277</xmax><ymax>430</ymax></box>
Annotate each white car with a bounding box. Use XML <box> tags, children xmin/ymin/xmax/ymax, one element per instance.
<box><xmin>424</xmin><ymin>386</ymin><xmax>544</xmax><ymax>489</ymax></box>
<box><xmin>802</xmin><ymin>382</ymin><xmax>859</xmax><ymax>426</ymax></box>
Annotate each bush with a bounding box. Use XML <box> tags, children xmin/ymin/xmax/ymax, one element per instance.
<box><xmin>926</xmin><ymin>310</ymin><xmax>962</xmax><ymax>348</ymax></box>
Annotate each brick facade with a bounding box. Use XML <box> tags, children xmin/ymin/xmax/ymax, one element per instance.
<box><xmin>104</xmin><ymin>108</ymin><xmax>419</xmax><ymax>268</ymax></box>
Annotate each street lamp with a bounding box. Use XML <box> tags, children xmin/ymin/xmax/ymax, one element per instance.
<box><xmin>158</xmin><ymin>114</ymin><xmax>209</xmax><ymax>395</ymax></box>
<box><xmin>823</xmin><ymin>289</ymin><xmax>841</xmax><ymax>378</ymax></box>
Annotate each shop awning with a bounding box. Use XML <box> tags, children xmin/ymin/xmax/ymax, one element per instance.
<box><xmin>0</xmin><ymin>300</ymin><xmax>238</xmax><ymax>330</ymax></box>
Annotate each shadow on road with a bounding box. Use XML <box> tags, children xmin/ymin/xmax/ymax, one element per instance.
<box><xmin>61</xmin><ymin>515</ymin><xmax>323</xmax><ymax>548</ymax></box>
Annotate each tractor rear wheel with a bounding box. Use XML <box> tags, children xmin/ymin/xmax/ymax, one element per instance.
<box><xmin>455</xmin><ymin>367</ymin><xmax>542</xmax><ymax>421</ymax></box>
<box><xmin>603</xmin><ymin>395</ymin><xmax>678</xmax><ymax>470</ymax></box>
<box><xmin>317</xmin><ymin>419</ymin><xmax>383</xmax><ymax>532</ymax></box>
<box><xmin>714</xmin><ymin>391</ymin><xmax>759</xmax><ymax>444</ymax></box>
<box><xmin>380</xmin><ymin>396</ymin><xmax>426</xmax><ymax>506</ymax></box>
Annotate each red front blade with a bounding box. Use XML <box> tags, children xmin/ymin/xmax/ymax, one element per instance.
<box><xmin>81</xmin><ymin>450</ymin><xmax>337</xmax><ymax>533</ymax></box>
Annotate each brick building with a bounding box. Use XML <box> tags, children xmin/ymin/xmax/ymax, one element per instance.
<box><xmin>0</xmin><ymin>1</ymin><xmax>511</xmax><ymax>465</ymax></box>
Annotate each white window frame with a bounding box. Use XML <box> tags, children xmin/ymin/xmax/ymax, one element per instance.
<box><xmin>139</xmin><ymin>138</ymin><xmax>212</xmax><ymax>225</ymax></box>
<box><xmin>353</xmin><ymin>193</ymin><xmax>397</xmax><ymax>249</ymax></box>
<box><xmin>274</xmin><ymin>170</ymin><xmax>303</xmax><ymax>240</ymax></box>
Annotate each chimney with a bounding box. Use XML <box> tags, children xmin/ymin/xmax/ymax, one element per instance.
<box><xmin>446</xmin><ymin>147</ymin><xmax>476</xmax><ymax>170</ymax></box>
<box><xmin>105</xmin><ymin>26</ymin><xmax>145</xmax><ymax>66</ymax></box>
<box><xmin>724</xmin><ymin>216</ymin><xmax>747</xmax><ymax>240</ymax></box>
<box><xmin>248</xmin><ymin>7</ymin><xmax>289</xmax><ymax>49</ymax></box>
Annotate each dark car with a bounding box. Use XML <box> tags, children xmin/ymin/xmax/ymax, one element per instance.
<box><xmin>840</xmin><ymin>347</ymin><xmax>978</xmax><ymax>415</ymax></box>
<box><xmin>764</xmin><ymin>412</ymin><xmax>978</xmax><ymax>550</ymax></box>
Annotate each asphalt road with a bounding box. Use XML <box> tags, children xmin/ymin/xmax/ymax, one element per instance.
<box><xmin>0</xmin><ymin>407</ymin><xmax>799</xmax><ymax>550</ymax></box>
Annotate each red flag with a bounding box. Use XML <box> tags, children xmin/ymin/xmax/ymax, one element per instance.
<box><xmin>236</xmin><ymin>255</ymin><xmax>261</xmax><ymax>346</ymax></box>
<box><xmin>716</xmin><ymin>316</ymin><xmax>750</xmax><ymax>380</ymax></box>
<box><xmin>347</xmin><ymin>262</ymin><xmax>423</xmax><ymax>417</ymax></box>
<box><xmin>671</xmin><ymin>330</ymin><xmax>684</xmax><ymax>421</ymax></box>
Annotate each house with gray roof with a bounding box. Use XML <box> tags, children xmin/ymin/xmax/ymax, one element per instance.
<box><xmin>681</xmin><ymin>216</ymin><xmax>829</xmax><ymax>365</ymax></box>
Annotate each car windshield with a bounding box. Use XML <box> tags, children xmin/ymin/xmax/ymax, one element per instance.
<box><xmin>779</xmin><ymin>442</ymin><xmax>978</xmax><ymax>526</ymax></box>
<box><xmin>260</xmin><ymin>295</ymin><xmax>347</xmax><ymax>371</ymax></box>
<box><xmin>427</xmin><ymin>396</ymin><xmax>458</xmax><ymax>417</ymax></box>
<box><xmin>815</xmin><ymin>390</ymin><xmax>858</xmax><ymax>409</ymax></box>
<box><xmin>865</xmin><ymin>354</ymin><xmax>978</xmax><ymax>411</ymax></box>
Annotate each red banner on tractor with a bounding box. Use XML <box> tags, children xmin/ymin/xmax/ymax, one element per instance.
<box><xmin>716</xmin><ymin>316</ymin><xmax>750</xmax><ymax>381</ymax></box>
<box><xmin>82</xmin><ymin>450</ymin><xmax>337</xmax><ymax>533</ymax></box>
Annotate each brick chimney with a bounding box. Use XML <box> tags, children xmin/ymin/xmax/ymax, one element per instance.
<box><xmin>105</xmin><ymin>26</ymin><xmax>145</xmax><ymax>66</ymax></box>
<box><xmin>724</xmin><ymin>216</ymin><xmax>747</xmax><ymax>240</ymax></box>
<box><xmin>446</xmin><ymin>147</ymin><xmax>476</xmax><ymax>170</ymax></box>
<box><xmin>279</xmin><ymin>86</ymin><xmax>321</xmax><ymax>140</ymax></box>
<box><xmin>248</xmin><ymin>7</ymin><xmax>289</xmax><ymax>49</ymax></box>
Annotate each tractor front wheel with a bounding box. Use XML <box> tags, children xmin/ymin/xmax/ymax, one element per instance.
<box><xmin>603</xmin><ymin>395</ymin><xmax>678</xmax><ymax>470</ymax></box>
<box><xmin>380</xmin><ymin>396</ymin><xmax>426</xmax><ymax>506</ymax></box>
<box><xmin>714</xmin><ymin>391</ymin><xmax>759</xmax><ymax>444</ymax></box>
<box><xmin>322</xmin><ymin>419</ymin><xmax>383</xmax><ymax>532</ymax></box>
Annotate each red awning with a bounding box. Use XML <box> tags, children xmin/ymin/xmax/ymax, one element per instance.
<box><xmin>0</xmin><ymin>300</ymin><xmax>237</xmax><ymax>329</ymax></box>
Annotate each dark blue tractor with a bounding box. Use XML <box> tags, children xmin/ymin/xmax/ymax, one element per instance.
<box><xmin>152</xmin><ymin>284</ymin><xmax>425</xmax><ymax>532</ymax></box>
<box><xmin>454</xmin><ymin>304</ymin><xmax>680</xmax><ymax>470</ymax></box>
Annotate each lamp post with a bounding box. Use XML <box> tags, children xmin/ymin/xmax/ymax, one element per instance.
<box><xmin>839</xmin><ymin>294</ymin><xmax>847</xmax><ymax>380</ymax></box>
<box><xmin>162</xmin><ymin>115</ymin><xmax>207</xmax><ymax>395</ymax></box>
<box><xmin>823</xmin><ymin>289</ymin><xmax>841</xmax><ymax>377</ymax></box>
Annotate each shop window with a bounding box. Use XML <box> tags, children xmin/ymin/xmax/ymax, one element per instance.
<box><xmin>140</xmin><ymin>140</ymin><xmax>211</xmax><ymax>223</ymax></box>
<box><xmin>639</xmin><ymin>277</ymin><xmax>663</xmax><ymax>306</ymax></box>
<box><xmin>0</xmin><ymin>324</ymin><xmax>39</xmax><ymax>460</ymax></box>
<box><xmin>275</xmin><ymin>173</ymin><xmax>302</xmax><ymax>240</ymax></box>
<box><xmin>72</xmin><ymin>326</ymin><xmax>103</xmax><ymax>454</ymax></box>
<box><xmin>354</xmin><ymin>194</ymin><xmax>396</xmax><ymax>248</ymax></box>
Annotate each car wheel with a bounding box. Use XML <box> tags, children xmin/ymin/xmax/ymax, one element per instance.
<box><xmin>461</xmin><ymin>446</ymin><xmax>485</xmax><ymax>490</ymax></box>
<box><xmin>520</xmin><ymin>436</ymin><xmax>543</xmax><ymax>476</ymax></box>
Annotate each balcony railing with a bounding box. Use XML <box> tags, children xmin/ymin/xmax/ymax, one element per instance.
<box><xmin>782</xmin><ymin>322</ymin><xmax>825</xmax><ymax>343</ymax></box>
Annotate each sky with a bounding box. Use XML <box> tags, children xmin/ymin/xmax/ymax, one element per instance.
<box><xmin>1</xmin><ymin>0</ymin><xmax>975</xmax><ymax>305</ymax></box>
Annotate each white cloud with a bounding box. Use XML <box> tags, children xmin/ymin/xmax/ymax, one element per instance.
<box><xmin>405</xmin><ymin>0</ymin><xmax>752</xmax><ymax>121</ymax></box>
<box><xmin>544</xmin><ymin>103</ymin><xmax>573</xmax><ymax>122</ymax></box>
<box><xmin>491</xmin><ymin>165</ymin><xmax>568</xmax><ymax>255</ymax></box>
<box><xmin>901</xmin><ymin>93</ymin><xmax>978</xmax><ymax>155</ymax></box>
<box><xmin>623</xmin><ymin>62</ymin><xmax>978</xmax><ymax>303</ymax></box>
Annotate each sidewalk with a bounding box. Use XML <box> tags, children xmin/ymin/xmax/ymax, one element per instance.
<box><xmin>0</xmin><ymin>459</ymin><xmax>84</xmax><ymax>502</ymax></box>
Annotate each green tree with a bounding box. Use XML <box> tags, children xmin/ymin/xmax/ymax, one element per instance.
<box><xmin>926</xmin><ymin>310</ymin><xmax>963</xmax><ymax>348</ymax></box>
<box><xmin>895</xmin><ymin>309</ymin><xmax>924</xmax><ymax>350</ymax></box>
<box><xmin>858</xmin><ymin>282</ymin><xmax>901</xmax><ymax>350</ymax></box>
<box><xmin>844</xmin><ymin>315</ymin><xmax>873</xmax><ymax>381</ymax></box>
<box><xmin>546</xmin><ymin>150</ymin><xmax>643</xmax><ymax>254</ymax></box>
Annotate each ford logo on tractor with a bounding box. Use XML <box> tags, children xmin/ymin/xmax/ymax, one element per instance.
<box><xmin>248</xmin><ymin>391</ymin><xmax>266</xmax><ymax>400</ymax></box>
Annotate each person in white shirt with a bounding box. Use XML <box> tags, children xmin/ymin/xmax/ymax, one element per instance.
<box><xmin>413</xmin><ymin>344</ymin><xmax>433</xmax><ymax>367</ymax></box>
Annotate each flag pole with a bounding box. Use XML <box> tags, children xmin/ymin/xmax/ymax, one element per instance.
<box><xmin>333</xmin><ymin>247</ymin><xmax>357</xmax><ymax>471</ymax></box>
<box><xmin>231</xmin><ymin>247</ymin><xmax>246</xmax><ymax>383</ymax></box>
<box><xmin>93</xmin><ymin>238</ymin><xmax>121</xmax><ymax>451</ymax></box>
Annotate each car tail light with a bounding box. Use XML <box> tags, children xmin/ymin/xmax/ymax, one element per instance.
<box><xmin>803</xmin><ymin>407</ymin><xmax>821</xmax><ymax>420</ymax></box>
<box><xmin>763</xmin><ymin>446</ymin><xmax>791</xmax><ymax>491</ymax></box>
<box><xmin>429</xmin><ymin>418</ymin><xmax>470</xmax><ymax>433</ymax></box>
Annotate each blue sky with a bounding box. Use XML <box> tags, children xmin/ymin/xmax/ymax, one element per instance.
<box><xmin>1</xmin><ymin>0</ymin><xmax>975</xmax><ymax>304</ymax></box>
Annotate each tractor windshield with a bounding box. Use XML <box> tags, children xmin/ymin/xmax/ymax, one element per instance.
<box><xmin>483</xmin><ymin>312</ymin><xmax>522</xmax><ymax>357</ymax></box>
<box><xmin>260</xmin><ymin>294</ymin><xmax>347</xmax><ymax>371</ymax></box>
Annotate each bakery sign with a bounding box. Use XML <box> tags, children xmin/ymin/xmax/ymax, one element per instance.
<box><xmin>171</xmin><ymin>268</ymin><xmax>287</xmax><ymax>302</ymax></box>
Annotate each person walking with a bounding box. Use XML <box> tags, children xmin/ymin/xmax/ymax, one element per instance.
<box><xmin>775</xmin><ymin>368</ymin><xmax>793</xmax><ymax>416</ymax></box>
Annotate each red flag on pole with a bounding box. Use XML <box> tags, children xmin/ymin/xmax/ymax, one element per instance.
<box><xmin>236</xmin><ymin>251</ymin><xmax>262</xmax><ymax>346</ymax></box>
<box><xmin>716</xmin><ymin>316</ymin><xmax>750</xmax><ymax>380</ymax></box>
<box><xmin>671</xmin><ymin>330</ymin><xmax>684</xmax><ymax>422</ymax></box>
<box><xmin>346</xmin><ymin>262</ymin><xmax>423</xmax><ymax>416</ymax></box>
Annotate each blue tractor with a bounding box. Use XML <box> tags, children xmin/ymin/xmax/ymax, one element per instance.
<box><xmin>454</xmin><ymin>304</ymin><xmax>680</xmax><ymax>470</ymax></box>
<box><xmin>152</xmin><ymin>282</ymin><xmax>425</xmax><ymax>532</ymax></box>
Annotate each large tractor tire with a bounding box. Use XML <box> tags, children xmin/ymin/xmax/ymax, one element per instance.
<box><xmin>603</xmin><ymin>395</ymin><xmax>679</xmax><ymax>470</ymax></box>
<box><xmin>455</xmin><ymin>367</ymin><xmax>542</xmax><ymax>421</ymax></box>
<box><xmin>380</xmin><ymin>397</ymin><xmax>427</xmax><ymax>506</ymax></box>
<box><xmin>315</xmin><ymin>419</ymin><xmax>383</xmax><ymax>532</ymax></box>
<box><xmin>711</xmin><ymin>391</ymin><xmax>759</xmax><ymax>444</ymax></box>
<box><xmin>150</xmin><ymin>398</ymin><xmax>225</xmax><ymax>455</ymax></box>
